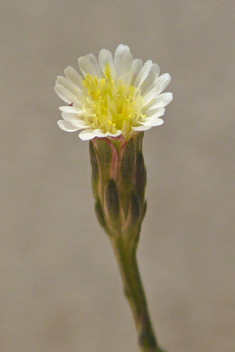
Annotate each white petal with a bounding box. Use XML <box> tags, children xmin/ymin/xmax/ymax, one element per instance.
<box><xmin>78</xmin><ymin>56</ymin><xmax>100</xmax><ymax>77</ymax></box>
<box><xmin>142</xmin><ymin>89</ymin><xmax>159</xmax><ymax>107</ymax></box>
<box><xmin>59</xmin><ymin>106</ymin><xmax>84</xmax><ymax>114</ymax></box>
<box><xmin>93</xmin><ymin>129</ymin><xmax>116</xmax><ymax>138</ymax></box>
<box><xmin>79</xmin><ymin>128</ymin><xmax>122</xmax><ymax>140</ymax></box>
<box><xmin>92</xmin><ymin>129</ymin><xmax>122</xmax><ymax>138</ymax></box>
<box><xmin>143</xmin><ymin>73</ymin><xmax>171</xmax><ymax>105</ymax></box>
<box><xmin>140</xmin><ymin>63</ymin><xmax>160</xmax><ymax>94</ymax></box>
<box><xmin>132</xmin><ymin>125</ymin><xmax>152</xmax><ymax>131</ymax></box>
<box><xmin>141</xmin><ymin>118</ymin><xmax>164</xmax><ymax>127</ymax></box>
<box><xmin>117</xmin><ymin>52</ymin><xmax>133</xmax><ymax>84</ymax></box>
<box><xmin>141</xmin><ymin>115</ymin><xmax>165</xmax><ymax>127</ymax></box>
<box><xmin>85</xmin><ymin>54</ymin><xmax>101</xmax><ymax>77</ymax></box>
<box><xmin>57</xmin><ymin>120</ymin><xmax>80</xmax><ymax>132</ymax></box>
<box><xmin>134</xmin><ymin>60</ymin><xmax>153</xmax><ymax>91</ymax></box>
<box><xmin>64</xmin><ymin>66</ymin><xmax>83</xmax><ymax>90</ymax></box>
<box><xmin>156</xmin><ymin>73</ymin><xmax>171</xmax><ymax>93</ymax></box>
<box><xmin>144</xmin><ymin>107</ymin><xmax>165</xmax><ymax>118</ymax></box>
<box><xmin>98</xmin><ymin>49</ymin><xmax>114</xmax><ymax>76</ymax></box>
<box><xmin>93</xmin><ymin>129</ymin><xmax>109</xmax><ymax>138</ymax></box>
<box><xmin>131</xmin><ymin>59</ymin><xmax>144</xmax><ymax>85</ymax></box>
<box><xmin>61</xmin><ymin>112</ymin><xmax>77</xmax><ymax>121</ymax></box>
<box><xmin>144</xmin><ymin>92</ymin><xmax>173</xmax><ymax>111</ymax></box>
<box><xmin>114</xmin><ymin>44</ymin><xmax>130</xmax><ymax>58</ymax></box>
<box><xmin>79</xmin><ymin>129</ymin><xmax>96</xmax><ymax>141</ymax></box>
<box><xmin>114</xmin><ymin>44</ymin><xmax>130</xmax><ymax>74</ymax></box>
<box><xmin>142</xmin><ymin>74</ymin><xmax>171</xmax><ymax>106</ymax></box>
<box><xmin>151</xmin><ymin>118</ymin><xmax>164</xmax><ymax>126</ymax></box>
<box><xmin>54</xmin><ymin>85</ymin><xmax>72</xmax><ymax>104</ymax></box>
<box><xmin>56</xmin><ymin>76</ymin><xmax>82</xmax><ymax>97</ymax></box>
<box><xmin>61</xmin><ymin>112</ymin><xmax>86</xmax><ymax>126</ymax></box>
<box><xmin>107</xmin><ymin>130</ymin><xmax>122</xmax><ymax>138</ymax></box>
<box><xmin>54</xmin><ymin>84</ymin><xmax>82</xmax><ymax>107</ymax></box>
<box><xmin>102</xmin><ymin>130</ymin><xmax>122</xmax><ymax>138</ymax></box>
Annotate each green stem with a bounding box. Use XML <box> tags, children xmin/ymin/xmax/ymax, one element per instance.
<box><xmin>110</xmin><ymin>236</ymin><xmax>165</xmax><ymax>352</ymax></box>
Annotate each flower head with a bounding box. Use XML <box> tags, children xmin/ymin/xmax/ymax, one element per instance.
<box><xmin>55</xmin><ymin>44</ymin><xmax>173</xmax><ymax>141</ymax></box>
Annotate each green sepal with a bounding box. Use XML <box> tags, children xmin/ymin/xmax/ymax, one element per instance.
<box><xmin>95</xmin><ymin>139</ymin><xmax>114</xmax><ymax>168</ymax></box>
<box><xmin>89</xmin><ymin>141</ymin><xmax>100</xmax><ymax>198</ymax></box>
<box><xmin>90</xmin><ymin>137</ymin><xmax>118</xmax><ymax>202</ymax></box>
<box><xmin>135</xmin><ymin>150</ymin><xmax>146</xmax><ymax>203</ymax></box>
<box><xmin>120</xmin><ymin>138</ymin><xmax>136</xmax><ymax>191</ymax></box>
<box><xmin>128</xmin><ymin>192</ymin><xmax>141</xmax><ymax>227</ymax></box>
<box><xmin>104</xmin><ymin>179</ymin><xmax>120</xmax><ymax>230</ymax></box>
<box><xmin>94</xmin><ymin>198</ymin><xmax>107</xmax><ymax>230</ymax></box>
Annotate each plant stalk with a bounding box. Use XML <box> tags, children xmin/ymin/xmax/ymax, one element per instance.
<box><xmin>110</xmin><ymin>236</ymin><xmax>165</xmax><ymax>352</ymax></box>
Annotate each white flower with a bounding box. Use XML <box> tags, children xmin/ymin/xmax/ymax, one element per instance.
<box><xmin>55</xmin><ymin>44</ymin><xmax>173</xmax><ymax>141</ymax></box>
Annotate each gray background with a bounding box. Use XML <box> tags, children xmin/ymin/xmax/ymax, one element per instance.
<box><xmin>1</xmin><ymin>1</ymin><xmax>235</xmax><ymax>351</ymax></box>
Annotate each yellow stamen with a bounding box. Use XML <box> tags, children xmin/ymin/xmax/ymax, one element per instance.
<box><xmin>82</xmin><ymin>64</ymin><xmax>145</xmax><ymax>136</ymax></box>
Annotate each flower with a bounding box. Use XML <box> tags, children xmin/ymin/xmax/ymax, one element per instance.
<box><xmin>55</xmin><ymin>44</ymin><xmax>173</xmax><ymax>141</ymax></box>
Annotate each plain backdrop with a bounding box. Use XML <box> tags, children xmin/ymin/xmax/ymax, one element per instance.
<box><xmin>1</xmin><ymin>1</ymin><xmax>235</xmax><ymax>351</ymax></box>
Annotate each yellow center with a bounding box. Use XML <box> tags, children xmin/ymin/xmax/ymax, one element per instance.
<box><xmin>82</xmin><ymin>64</ymin><xmax>145</xmax><ymax>136</ymax></box>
